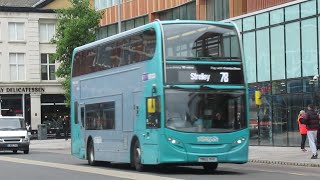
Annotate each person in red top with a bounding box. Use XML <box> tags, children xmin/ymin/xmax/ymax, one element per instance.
<box><xmin>297</xmin><ymin>110</ymin><xmax>307</xmax><ymax>152</ymax></box>
<box><xmin>302</xmin><ymin>104</ymin><xmax>320</xmax><ymax>159</ymax></box>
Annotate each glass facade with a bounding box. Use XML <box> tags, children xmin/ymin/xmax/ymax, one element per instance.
<box><xmin>236</xmin><ymin>0</ymin><xmax>320</xmax><ymax>146</ymax></box>
<box><xmin>98</xmin><ymin>16</ymin><xmax>148</xmax><ymax>39</ymax></box>
<box><xmin>158</xmin><ymin>1</ymin><xmax>196</xmax><ymax>20</ymax></box>
<box><xmin>207</xmin><ymin>0</ymin><xmax>229</xmax><ymax>21</ymax></box>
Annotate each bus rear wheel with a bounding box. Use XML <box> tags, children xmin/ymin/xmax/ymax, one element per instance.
<box><xmin>133</xmin><ymin>140</ymin><xmax>144</xmax><ymax>171</ymax></box>
<box><xmin>88</xmin><ymin>141</ymin><xmax>97</xmax><ymax>166</ymax></box>
<box><xmin>203</xmin><ymin>163</ymin><xmax>218</xmax><ymax>173</ymax></box>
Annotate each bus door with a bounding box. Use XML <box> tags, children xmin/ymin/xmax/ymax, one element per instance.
<box><xmin>141</xmin><ymin>96</ymin><xmax>161</xmax><ymax>163</ymax></box>
<box><xmin>72</xmin><ymin>102</ymin><xmax>86</xmax><ymax>159</ymax></box>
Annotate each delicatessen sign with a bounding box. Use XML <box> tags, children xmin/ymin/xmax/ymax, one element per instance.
<box><xmin>0</xmin><ymin>87</ymin><xmax>45</xmax><ymax>93</ymax></box>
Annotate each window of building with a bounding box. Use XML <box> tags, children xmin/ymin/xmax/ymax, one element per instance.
<box><xmin>243</xmin><ymin>32</ymin><xmax>256</xmax><ymax>83</ymax></box>
<box><xmin>271</xmin><ymin>25</ymin><xmax>285</xmax><ymax>80</ymax></box>
<box><xmin>8</xmin><ymin>22</ymin><xmax>25</xmax><ymax>41</ymax></box>
<box><xmin>256</xmin><ymin>13</ymin><xmax>269</xmax><ymax>28</ymax></box>
<box><xmin>207</xmin><ymin>0</ymin><xmax>229</xmax><ymax>21</ymax></box>
<box><xmin>270</xmin><ymin>9</ymin><xmax>284</xmax><ymax>25</ymax></box>
<box><xmin>285</xmin><ymin>22</ymin><xmax>301</xmax><ymax>79</ymax></box>
<box><xmin>9</xmin><ymin>53</ymin><xmax>25</xmax><ymax>81</ymax></box>
<box><xmin>158</xmin><ymin>1</ymin><xmax>196</xmax><ymax>21</ymax></box>
<box><xmin>243</xmin><ymin>16</ymin><xmax>255</xmax><ymax>31</ymax></box>
<box><xmin>301</xmin><ymin>18</ymin><xmax>317</xmax><ymax>77</ymax></box>
<box><xmin>301</xmin><ymin>0</ymin><xmax>316</xmax><ymax>18</ymax></box>
<box><xmin>98</xmin><ymin>16</ymin><xmax>149</xmax><ymax>39</ymax></box>
<box><xmin>41</xmin><ymin>54</ymin><xmax>56</xmax><ymax>80</ymax></box>
<box><xmin>257</xmin><ymin>29</ymin><xmax>270</xmax><ymax>82</ymax></box>
<box><xmin>95</xmin><ymin>0</ymin><xmax>118</xmax><ymax>10</ymax></box>
<box><xmin>272</xmin><ymin>80</ymin><xmax>287</xmax><ymax>94</ymax></box>
<box><xmin>40</xmin><ymin>23</ymin><xmax>55</xmax><ymax>43</ymax></box>
<box><xmin>285</xmin><ymin>5</ymin><xmax>299</xmax><ymax>22</ymax></box>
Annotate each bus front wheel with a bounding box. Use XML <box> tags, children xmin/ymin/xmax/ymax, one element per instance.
<box><xmin>203</xmin><ymin>163</ymin><xmax>218</xmax><ymax>173</ymax></box>
<box><xmin>133</xmin><ymin>140</ymin><xmax>144</xmax><ymax>171</ymax></box>
<box><xmin>88</xmin><ymin>141</ymin><xmax>97</xmax><ymax>166</ymax></box>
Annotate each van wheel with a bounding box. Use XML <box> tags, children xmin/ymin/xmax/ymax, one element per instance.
<box><xmin>132</xmin><ymin>140</ymin><xmax>144</xmax><ymax>171</ymax></box>
<box><xmin>24</xmin><ymin>149</ymin><xmax>29</xmax><ymax>154</ymax></box>
<box><xmin>203</xmin><ymin>163</ymin><xmax>218</xmax><ymax>173</ymax></box>
<box><xmin>88</xmin><ymin>141</ymin><xmax>96</xmax><ymax>166</ymax></box>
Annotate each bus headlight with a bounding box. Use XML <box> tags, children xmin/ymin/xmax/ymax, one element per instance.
<box><xmin>234</xmin><ymin>138</ymin><xmax>246</xmax><ymax>144</ymax></box>
<box><xmin>0</xmin><ymin>138</ymin><xmax>4</xmax><ymax>142</ymax></box>
<box><xmin>167</xmin><ymin>137</ymin><xmax>185</xmax><ymax>149</ymax></box>
<box><xmin>167</xmin><ymin>137</ymin><xmax>180</xmax><ymax>144</ymax></box>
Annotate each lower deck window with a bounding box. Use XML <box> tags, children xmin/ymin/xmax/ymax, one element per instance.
<box><xmin>85</xmin><ymin>102</ymin><xmax>115</xmax><ymax>130</ymax></box>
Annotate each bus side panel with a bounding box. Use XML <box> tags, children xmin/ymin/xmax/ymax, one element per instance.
<box><xmin>79</xmin><ymin>63</ymin><xmax>145</xmax><ymax>163</ymax></box>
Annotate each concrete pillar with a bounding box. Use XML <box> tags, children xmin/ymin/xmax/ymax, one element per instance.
<box><xmin>30</xmin><ymin>94</ymin><xmax>41</xmax><ymax>130</ymax></box>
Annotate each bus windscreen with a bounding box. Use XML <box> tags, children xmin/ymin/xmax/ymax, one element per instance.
<box><xmin>163</xmin><ymin>24</ymin><xmax>241</xmax><ymax>61</ymax></box>
<box><xmin>165</xmin><ymin>89</ymin><xmax>246</xmax><ymax>133</ymax></box>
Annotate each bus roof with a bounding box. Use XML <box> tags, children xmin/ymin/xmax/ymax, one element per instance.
<box><xmin>73</xmin><ymin>20</ymin><xmax>235</xmax><ymax>53</ymax></box>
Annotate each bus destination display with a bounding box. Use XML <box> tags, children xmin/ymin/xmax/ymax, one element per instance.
<box><xmin>166</xmin><ymin>64</ymin><xmax>244</xmax><ymax>85</ymax></box>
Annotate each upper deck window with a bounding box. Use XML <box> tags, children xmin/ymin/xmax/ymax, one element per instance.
<box><xmin>163</xmin><ymin>24</ymin><xmax>241</xmax><ymax>61</ymax></box>
<box><xmin>72</xmin><ymin>28</ymin><xmax>156</xmax><ymax>77</ymax></box>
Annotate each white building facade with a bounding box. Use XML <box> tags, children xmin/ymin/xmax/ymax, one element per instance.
<box><xmin>0</xmin><ymin>7</ymin><xmax>67</xmax><ymax>130</ymax></box>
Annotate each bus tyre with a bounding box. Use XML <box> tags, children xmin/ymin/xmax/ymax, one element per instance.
<box><xmin>133</xmin><ymin>140</ymin><xmax>144</xmax><ymax>171</ymax></box>
<box><xmin>13</xmin><ymin>150</ymin><xmax>17</xmax><ymax>154</ymax></box>
<box><xmin>88</xmin><ymin>141</ymin><xmax>97</xmax><ymax>166</ymax></box>
<box><xmin>203</xmin><ymin>163</ymin><xmax>218</xmax><ymax>173</ymax></box>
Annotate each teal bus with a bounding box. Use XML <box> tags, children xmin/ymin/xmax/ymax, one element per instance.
<box><xmin>71</xmin><ymin>20</ymin><xmax>248</xmax><ymax>172</ymax></box>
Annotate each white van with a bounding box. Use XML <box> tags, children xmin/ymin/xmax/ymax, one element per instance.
<box><xmin>0</xmin><ymin>116</ymin><xmax>30</xmax><ymax>154</ymax></box>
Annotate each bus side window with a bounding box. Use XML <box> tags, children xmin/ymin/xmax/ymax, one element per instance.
<box><xmin>143</xmin><ymin>29</ymin><xmax>156</xmax><ymax>59</ymax></box>
<box><xmin>74</xmin><ymin>102</ymin><xmax>79</xmax><ymax>124</ymax></box>
<box><xmin>80</xmin><ymin>106</ymin><xmax>85</xmax><ymax>127</ymax></box>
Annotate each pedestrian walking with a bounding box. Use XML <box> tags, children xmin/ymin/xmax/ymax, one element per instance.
<box><xmin>297</xmin><ymin>110</ymin><xmax>307</xmax><ymax>152</ymax></box>
<box><xmin>62</xmin><ymin>116</ymin><xmax>70</xmax><ymax>140</ymax></box>
<box><xmin>302</xmin><ymin>104</ymin><xmax>320</xmax><ymax>159</ymax></box>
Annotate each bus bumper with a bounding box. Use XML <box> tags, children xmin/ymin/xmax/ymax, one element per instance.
<box><xmin>158</xmin><ymin>135</ymin><xmax>248</xmax><ymax>164</ymax></box>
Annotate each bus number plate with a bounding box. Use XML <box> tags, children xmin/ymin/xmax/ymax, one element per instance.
<box><xmin>198</xmin><ymin>157</ymin><xmax>217</xmax><ymax>162</ymax></box>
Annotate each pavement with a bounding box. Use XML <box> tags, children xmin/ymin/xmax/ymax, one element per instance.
<box><xmin>29</xmin><ymin>139</ymin><xmax>320</xmax><ymax>167</ymax></box>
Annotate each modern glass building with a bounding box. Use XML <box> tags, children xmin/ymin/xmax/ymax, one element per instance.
<box><xmin>231</xmin><ymin>0</ymin><xmax>320</xmax><ymax>146</ymax></box>
<box><xmin>95</xmin><ymin>0</ymin><xmax>319</xmax><ymax>147</ymax></box>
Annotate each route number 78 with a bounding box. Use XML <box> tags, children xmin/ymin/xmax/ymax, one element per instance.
<box><xmin>220</xmin><ymin>72</ymin><xmax>229</xmax><ymax>82</ymax></box>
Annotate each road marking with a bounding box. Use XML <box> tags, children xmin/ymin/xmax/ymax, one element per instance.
<box><xmin>0</xmin><ymin>156</ymin><xmax>182</xmax><ymax>180</ymax></box>
<box><xmin>224</xmin><ymin>165</ymin><xmax>320</xmax><ymax>177</ymax></box>
<box><xmin>288</xmin><ymin>173</ymin><xmax>305</xmax><ymax>176</ymax></box>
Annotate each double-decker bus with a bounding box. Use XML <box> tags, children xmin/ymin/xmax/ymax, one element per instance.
<box><xmin>71</xmin><ymin>20</ymin><xmax>248</xmax><ymax>172</ymax></box>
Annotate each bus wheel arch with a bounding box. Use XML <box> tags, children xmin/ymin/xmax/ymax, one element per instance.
<box><xmin>130</xmin><ymin>136</ymin><xmax>144</xmax><ymax>171</ymax></box>
<box><xmin>87</xmin><ymin>136</ymin><xmax>96</xmax><ymax>166</ymax></box>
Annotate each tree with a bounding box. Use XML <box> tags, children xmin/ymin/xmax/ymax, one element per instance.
<box><xmin>53</xmin><ymin>0</ymin><xmax>102</xmax><ymax>106</ymax></box>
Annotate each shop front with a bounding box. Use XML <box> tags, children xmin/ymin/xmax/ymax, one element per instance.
<box><xmin>0</xmin><ymin>86</ymin><xmax>68</xmax><ymax>136</ymax></box>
